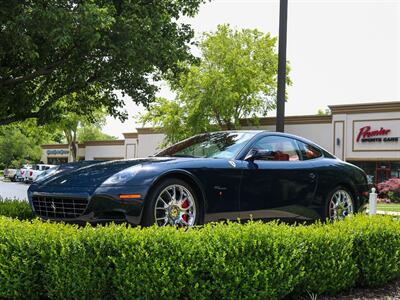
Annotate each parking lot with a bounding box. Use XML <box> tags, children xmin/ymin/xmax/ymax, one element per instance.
<box><xmin>0</xmin><ymin>180</ymin><xmax>29</xmax><ymax>200</ymax></box>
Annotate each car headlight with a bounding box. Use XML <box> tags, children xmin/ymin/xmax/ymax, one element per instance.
<box><xmin>103</xmin><ymin>164</ymin><xmax>143</xmax><ymax>185</ymax></box>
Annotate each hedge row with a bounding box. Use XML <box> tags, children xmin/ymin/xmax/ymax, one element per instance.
<box><xmin>1</xmin><ymin>215</ymin><xmax>400</xmax><ymax>299</ymax></box>
<box><xmin>0</xmin><ymin>198</ymin><xmax>34</xmax><ymax>220</ymax></box>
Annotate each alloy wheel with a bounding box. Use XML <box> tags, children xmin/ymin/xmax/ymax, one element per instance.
<box><xmin>328</xmin><ymin>189</ymin><xmax>354</xmax><ymax>220</ymax></box>
<box><xmin>154</xmin><ymin>184</ymin><xmax>196</xmax><ymax>226</ymax></box>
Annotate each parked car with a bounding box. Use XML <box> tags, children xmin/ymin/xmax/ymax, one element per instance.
<box><xmin>15</xmin><ymin>165</ymin><xmax>32</xmax><ymax>182</ymax></box>
<box><xmin>3</xmin><ymin>168</ymin><xmax>17</xmax><ymax>181</ymax></box>
<box><xmin>26</xmin><ymin>164</ymin><xmax>56</xmax><ymax>183</ymax></box>
<box><xmin>28</xmin><ymin>131</ymin><xmax>369</xmax><ymax>226</ymax></box>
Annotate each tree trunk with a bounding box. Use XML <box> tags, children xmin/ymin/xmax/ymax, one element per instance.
<box><xmin>64</xmin><ymin>129</ymin><xmax>78</xmax><ymax>162</ymax></box>
<box><xmin>71</xmin><ymin>129</ymin><xmax>78</xmax><ymax>162</ymax></box>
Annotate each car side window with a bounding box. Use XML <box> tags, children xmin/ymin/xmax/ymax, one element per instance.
<box><xmin>252</xmin><ymin>136</ymin><xmax>301</xmax><ymax>161</ymax></box>
<box><xmin>297</xmin><ymin>141</ymin><xmax>322</xmax><ymax>160</ymax></box>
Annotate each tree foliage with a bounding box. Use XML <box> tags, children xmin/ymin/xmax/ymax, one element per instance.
<box><xmin>141</xmin><ymin>24</ymin><xmax>289</xmax><ymax>144</ymax></box>
<box><xmin>50</xmin><ymin>101</ymin><xmax>110</xmax><ymax>162</ymax></box>
<box><xmin>0</xmin><ymin>120</ymin><xmax>62</xmax><ymax>168</ymax></box>
<box><xmin>0</xmin><ymin>0</ymin><xmax>204</xmax><ymax>126</ymax></box>
<box><xmin>77</xmin><ymin>126</ymin><xmax>116</xmax><ymax>143</ymax></box>
<box><xmin>317</xmin><ymin>108</ymin><xmax>331</xmax><ymax>116</ymax></box>
<box><xmin>0</xmin><ymin>108</ymin><xmax>115</xmax><ymax>167</ymax></box>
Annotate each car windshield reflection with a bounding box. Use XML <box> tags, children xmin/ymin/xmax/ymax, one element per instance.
<box><xmin>156</xmin><ymin>132</ymin><xmax>256</xmax><ymax>159</ymax></box>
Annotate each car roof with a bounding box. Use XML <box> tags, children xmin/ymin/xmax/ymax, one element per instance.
<box><xmin>215</xmin><ymin>130</ymin><xmax>334</xmax><ymax>157</ymax></box>
<box><xmin>214</xmin><ymin>130</ymin><xmax>315</xmax><ymax>143</ymax></box>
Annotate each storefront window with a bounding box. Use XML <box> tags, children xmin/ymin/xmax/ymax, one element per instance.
<box><xmin>47</xmin><ymin>157</ymin><xmax>68</xmax><ymax>165</ymax></box>
<box><xmin>392</xmin><ymin>162</ymin><xmax>400</xmax><ymax>178</ymax></box>
<box><xmin>348</xmin><ymin>161</ymin><xmax>400</xmax><ymax>184</ymax></box>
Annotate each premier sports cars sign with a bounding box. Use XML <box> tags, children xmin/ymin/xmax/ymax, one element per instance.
<box><xmin>353</xmin><ymin>119</ymin><xmax>400</xmax><ymax>151</ymax></box>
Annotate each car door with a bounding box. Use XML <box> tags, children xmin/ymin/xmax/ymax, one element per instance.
<box><xmin>195</xmin><ymin>158</ymin><xmax>244</xmax><ymax>222</ymax></box>
<box><xmin>239</xmin><ymin>135</ymin><xmax>318</xmax><ymax>220</ymax></box>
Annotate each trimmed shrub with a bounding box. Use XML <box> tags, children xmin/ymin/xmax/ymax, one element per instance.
<box><xmin>0</xmin><ymin>215</ymin><xmax>400</xmax><ymax>299</ymax></box>
<box><xmin>339</xmin><ymin>215</ymin><xmax>400</xmax><ymax>286</ymax></box>
<box><xmin>293</xmin><ymin>222</ymin><xmax>358</xmax><ymax>295</ymax></box>
<box><xmin>0</xmin><ymin>218</ymin><xmax>71</xmax><ymax>299</ymax></box>
<box><xmin>111</xmin><ymin>222</ymin><xmax>305</xmax><ymax>299</ymax></box>
<box><xmin>0</xmin><ymin>198</ymin><xmax>34</xmax><ymax>219</ymax></box>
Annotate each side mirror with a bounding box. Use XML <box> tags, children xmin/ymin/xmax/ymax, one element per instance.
<box><xmin>244</xmin><ymin>148</ymin><xmax>275</xmax><ymax>162</ymax></box>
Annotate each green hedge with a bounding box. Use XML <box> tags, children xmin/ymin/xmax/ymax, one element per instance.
<box><xmin>0</xmin><ymin>198</ymin><xmax>34</xmax><ymax>219</ymax></box>
<box><xmin>1</xmin><ymin>215</ymin><xmax>400</xmax><ymax>299</ymax></box>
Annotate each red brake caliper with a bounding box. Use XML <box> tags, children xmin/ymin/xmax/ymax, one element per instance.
<box><xmin>181</xmin><ymin>200</ymin><xmax>189</xmax><ymax>222</ymax></box>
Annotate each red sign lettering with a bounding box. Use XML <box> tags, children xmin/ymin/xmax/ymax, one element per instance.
<box><xmin>356</xmin><ymin>126</ymin><xmax>391</xmax><ymax>142</ymax></box>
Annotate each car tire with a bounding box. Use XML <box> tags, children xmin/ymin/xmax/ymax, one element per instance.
<box><xmin>11</xmin><ymin>175</ymin><xmax>16</xmax><ymax>182</ymax></box>
<box><xmin>142</xmin><ymin>178</ymin><xmax>201</xmax><ymax>227</ymax></box>
<box><xmin>324</xmin><ymin>186</ymin><xmax>354</xmax><ymax>221</ymax></box>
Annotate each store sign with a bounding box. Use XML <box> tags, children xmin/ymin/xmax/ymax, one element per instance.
<box><xmin>353</xmin><ymin>119</ymin><xmax>400</xmax><ymax>152</ymax></box>
<box><xmin>46</xmin><ymin>149</ymin><xmax>69</xmax><ymax>156</ymax></box>
<box><xmin>356</xmin><ymin>126</ymin><xmax>398</xmax><ymax>142</ymax></box>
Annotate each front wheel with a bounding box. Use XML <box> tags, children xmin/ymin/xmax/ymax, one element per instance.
<box><xmin>142</xmin><ymin>178</ymin><xmax>200</xmax><ymax>227</ymax></box>
<box><xmin>325</xmin><ymin>187</ymin><xmax>354</xmax><ymax>221</ymax></box>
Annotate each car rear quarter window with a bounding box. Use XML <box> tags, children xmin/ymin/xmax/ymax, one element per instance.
<box><xmin>297</xmin><ymin>141</ymin><xmax>322</xmax><ymax>160</ymax></box>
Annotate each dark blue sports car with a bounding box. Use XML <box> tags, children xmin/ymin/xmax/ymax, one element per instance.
<box><xmin>28</xmin><ymin>131</ymin><xmax>369</xmax><ymax>226</ymax></box>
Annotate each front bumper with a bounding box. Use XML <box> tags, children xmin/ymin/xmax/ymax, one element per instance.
<box><xmin>28</xmin><ymin>184</ymin><xmax>150</xmax><ymax>225</ymax></box>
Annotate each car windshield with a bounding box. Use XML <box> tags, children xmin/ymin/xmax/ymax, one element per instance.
<box><xmin>156</xmin><ymin>132</ymin><xmax>256</xmax><ymax>159</ymax></box>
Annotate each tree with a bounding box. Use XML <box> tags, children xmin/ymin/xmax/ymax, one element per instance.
<box><xmin>317</xmin><ymin>108</ymin><xmax>331</xmax><ymax>116</ymax></box>
<box><xmin>140</xmin><ymin>24</ymin><xmax>290</xmax><ymax>144</ymax></box>
<box><xmin>77</xmin><ymin>126</ymin><xmax>116</xmax><ymax>143</ymax></box>
<box><xmin>51</xmin><ymin>102</ymin><xmax>110</xmax><ymax>162</ymax></box>
<box><xmin>0</xmin><ymin>0</ymin><xmax>204</xmax><ymax>126</ymax></box>
<box><xmin>0</xmin><ymin>120</ymin><xmax>62</xmax><ymax>168</ymax></box>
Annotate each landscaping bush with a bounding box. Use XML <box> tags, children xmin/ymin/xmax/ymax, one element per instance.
<box><xmin>377</xmin><ymin>178</ymin><xmax>400</xmax><ymax>202</ymax></box>
<box><xmin>0</xmin><ymin>198</ymin><xmax>34</xmax><ymax>219</ymax></box>
<box><xmin>293</xmin><ymin>223</ymin><xmax>358</xmax><ymax>295</ymax></box>
<box><xmin>0</xmin><ymin>215</ymin><xmax>400</xmax><ymax>299</ymax></box>
<box><xmin>338</xmin><ymin>216</ymin><xmax>400</xmax><ymax>286</ymax></box>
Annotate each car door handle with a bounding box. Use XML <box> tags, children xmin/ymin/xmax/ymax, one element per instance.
<box><xmin>308</xmin><ymin>173</ymin><xmax>316</xmax><ymax>180</ymax></box>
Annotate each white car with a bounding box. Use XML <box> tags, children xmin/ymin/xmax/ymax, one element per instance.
<box><xmin>3</xmin><ymin>168</ymin><xmax>17</xmax><ymax>181</ymax></box>
<box><xmin>26</xmin><ymin>164</ymin><xmax>56</xmax><ymax>182</ymax></box>
<box><xmin>15</xmin><ymin>165</ymin><xmax>32</xmax><ymax>182</ymax></box>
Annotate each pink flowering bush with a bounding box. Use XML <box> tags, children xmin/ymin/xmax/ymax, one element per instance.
<box><xmin>377</xmin><ymin>178</ymin><xmax>400</xmax><ymax>202</ymax></box>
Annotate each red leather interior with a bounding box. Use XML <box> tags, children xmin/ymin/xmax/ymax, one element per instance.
<box><xmin>274</xmin><ymin>152</ymin><xmax>289</xmax><ymax>161</ymax></box>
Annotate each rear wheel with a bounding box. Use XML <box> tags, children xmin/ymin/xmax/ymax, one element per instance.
<box><xmin>325</xmin><ymin>186</ymin><xmax>354</xmax><ymax>221</ymax></box>
<box><xmin>142</xmin><ymin>178</ymin><xmax>200</xmax><ymax>227</ymax></box>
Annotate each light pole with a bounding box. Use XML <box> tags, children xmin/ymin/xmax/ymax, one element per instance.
<box><xmin>276</xmin><ymin>0</ymin><xmax>288</xmax><ymax>132</ymax></box>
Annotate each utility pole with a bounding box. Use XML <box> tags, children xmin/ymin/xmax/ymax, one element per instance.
<box><xmin>276</xmin><ymin>0</ymin><xmax>288</xmax><ymax>132</ymax></box>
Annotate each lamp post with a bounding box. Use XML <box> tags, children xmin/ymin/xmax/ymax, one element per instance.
<box><xmin>276</xmin><ymin>0</ymin><xmax>288</xmax><ymax>132</ymax></box>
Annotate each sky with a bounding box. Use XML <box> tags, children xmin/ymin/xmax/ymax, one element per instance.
<box><xmin>103</xmin><ymin>0</ymin><xmax>400</xmax><ymax>138</ymax></box>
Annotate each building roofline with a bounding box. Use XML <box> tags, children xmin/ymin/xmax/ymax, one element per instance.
<box><xmin>136</xmin><ymin>127</ymin><xmax>164</xmax><ymax>134</ymax></box>
<box><xmin>41</xmin><ymin>140</ymin><xmax>124</xmax><ymax>149</ymax></box>
<box><xmin>122</xmin><ymin>132</ymin><xmax>138</xmax><ymax>139</ymax></box>
<box><xmin>42</xmin><ymin>144</ymin><xmax>69</xmax><ymax>149</ymax></box>
<box><xmin>328</xmin><ymin>101</ymin><xmax>400</xmax><ymax>114</ymax></box>
<box><xmin>84</xmin><ymin>140</ymin><xmax>125</xmax><ymax>146</ymax></box>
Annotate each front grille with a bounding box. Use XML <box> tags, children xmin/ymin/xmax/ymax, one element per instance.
<box><xmin>32</xmin><ymin>195</ymin><xmax>89</xmax><ymax>219</ymax></box>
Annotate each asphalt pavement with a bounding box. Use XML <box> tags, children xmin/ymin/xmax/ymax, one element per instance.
<box><xmin>0</xmin><ymin>180</ymin><xmax>29</xmax><ymax>200</ymax></box>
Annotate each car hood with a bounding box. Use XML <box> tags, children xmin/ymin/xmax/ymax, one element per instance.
<box><xmin>36</xmin><ymin>157</ymin><xmax>216</xmax><ymax>188</ymax></box>
<box><xmin>41</xmin><ymin>159</ymin><xmax>151</xmax><ymax>187</ymax></box>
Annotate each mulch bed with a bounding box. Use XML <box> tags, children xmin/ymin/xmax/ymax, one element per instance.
<box><xmin>318</xmin><ymin>279</ymin><xmax>400</xmax><ymax>300</ymax></box>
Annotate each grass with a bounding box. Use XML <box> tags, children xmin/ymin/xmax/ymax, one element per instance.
<box><xmin>377</xmin><ymin>203</ymin><xmax>400</xmax><ymax>213</ymax></box>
